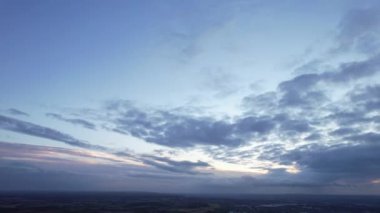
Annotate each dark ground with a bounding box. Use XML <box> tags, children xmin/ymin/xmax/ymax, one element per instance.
<box><xmin>0</xmin><ymin>192</ymin><xmax>379</xmax><ymax>213</ymax></box>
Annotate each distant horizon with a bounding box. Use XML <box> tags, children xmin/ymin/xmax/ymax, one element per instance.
<box><xmin>2</xmin><ymin>190</ymin><xmax>380</xmax><ymax>197</ymax></box>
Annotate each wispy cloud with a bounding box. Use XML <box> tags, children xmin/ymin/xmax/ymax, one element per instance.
<box><xmin>46</xmin><ymin>113</ymin><xmax>96</xmax><ymax>130</ymax></box>
<box><xmin>0</xmin><ymin>115</ymin><xmax>104</xmax><ymax>150</ymax></box>
<box><xmin>0</xmin><ymin>142</ymin><xmax>211</xmax><ymax>192</ymax></box>
<box><xmin>6</xmin><ymin>108</ymin><xmax>29</xmax><ymax>117</ymax></box>
<box><xmin>141</xmin><ymin>155</ymin><xmax>211</xmax><ymax>175</ymax></box>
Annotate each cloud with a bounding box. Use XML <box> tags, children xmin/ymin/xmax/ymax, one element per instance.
<box><xmin>204</xmin><ymin>28</ymin><xmax>380</xmax><ymax>189</ymax></box>
<box><xmin>236</xmin><ymin>116</ymin><xmax>275</xmax><ymax>135</ymax></box>
<box><xmin>0</xmin><ymin>115</ymin><xmax>104</xmax><ymax>150</ymax></box>
<box><xmin>350</xmin><ymin>84</ymin><xmax>380</xmax><ymax>111</ymax></box>
<box><xmin>323</xmin><ymin>54</ymin><xmax>380</xmax><ymax>83</ymax></box>
<box><xmin>242</xmin><ymin>92</ymin><xmax>278</xmax><ymax>113</ymax></box>
<box><xmin>278</xmin><ymin>74</ymin><xmax>327</xmax><ymax>108</ymax></box>
<box><xmin>278</xmin><ymin>54</ymin><xmax>380</xmax><ymax>108</ymax></box>
<box><xmin>275</xmin><ymin>114</ymin><xmax>312</xmax><ymax>134</ymax></box>
<box><xmin>0</xmin><ymin>140</ymin><xmax>213</xmax><ymax>179</ymax></box>
<box><xmin>102</xmin><ymin>80</ymin><xmax>377</xmax><ymax>150</ymax></box>
<box><xmin>46</xmin><ymin>113</ymin><xmax>96</xmax><ymax>130</ymax></box>
<box><xmin>251</xmin><ymin>141</ymin><xmax>380</xmax><ymax>194</ymax></box>
<box><xmin>104</xmin><ymin>100</ymin><xmax>288</xmax><ymax>148</ymax></box>
<box><xmin>304</xmin><ymin>133</ymin><xmax>321</xmax><ymax>141</ymax></box>
<box><xmin>199</xmin><ymin>67</ymin><xmax>239</xmax><ymax>97</ymax></box>
<box><xmin>0</xmin><ymin>141</ymin><xmax>124</xmax><ymax>164</ymax></box>
<box><xmin>293</xmin><ymin>59</ymin><xmax>325</xmax><ymax>75</ymax></box>
<box><xmin>283</xmin><ymin>143</ymin><xmax>380</xmax><ymax>182</ymax></box>
<box><xmin>0</xmin><ymin>158</ymin><xmax>207</xmax><ymax>193</ymax></box>
<box><xmin>141</xmin><ymin>155</ymin><xmax>211</xmax><ymax>175</ymax></box>
<box><xmin>345</xmin><ymin>132</ymin><xmax>380</xmax><ymax>144</ymax></box>
<box><xmin>329</xmin><ymin>127</ymin><xmax>359</xmax><ymax>136</ymax></box>
<box><xmin>0</xmin><ymin>115</ymin><xmax>214</xmax><ymax>175</ymax></box>
<box><xmin>334</xmin><ymin>5</ymin><xmax>380</xmax><ymax>54</ymax></box>
<box><xmin>106</xmin><ymin>102</ymin><xmax>242</xmax><ymax>147</ymax></box>
<box><xmin>0</xmin><ymin>141</ymin><xmax>210</xmax><ymax>192</ymax></box>
<box><xmin>6</xmin><ymin>108</ymin><xmax>29</xmax><ymax>116</ymax></box>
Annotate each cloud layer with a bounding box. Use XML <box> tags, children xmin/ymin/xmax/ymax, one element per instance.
<box><xmin>1</xmin><ymin>2</ymin><xmax>380</xmax><ymax>194</ymax></box>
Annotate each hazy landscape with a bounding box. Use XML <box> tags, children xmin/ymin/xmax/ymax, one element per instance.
<box><xmin>1</xmin><ymin>192</ymin><xmax>380</xmax><ymax>213</ymax></box>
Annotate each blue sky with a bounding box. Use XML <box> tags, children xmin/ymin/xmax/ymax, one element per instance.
<box><xmin>1</xmin><ymin>0</ymin><xmax>380</xmax><ymax>194</ymax></box>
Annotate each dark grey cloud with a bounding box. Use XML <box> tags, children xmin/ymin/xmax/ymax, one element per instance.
<box><xmin>327</xmin><ymin>110</ymin><xmax>368</xmax><ymax>126</ymax></box>
<box><xmin>279</xmin><ymin>74</ymin><xmax>321</xmax><ymax>93</ymax></box>
<box><xmin>277</xmin><ymin>73</ymin><xmax>328</xmax><ymax>110</ymax></box>
<box><xmin>103</xmin><ymin>83</ymin><xmax>375</xmax><ymax>149</ymax></box>
<box><xmin>107</xmin><ymin>103</ymin><xmax>241</xmax><ymax>147</ymax></box>
<box><xmin>236</xmin><ymin>116</ymin><xmax>275</xmax><ymax>135</ymax></box>
<box><xmin>277</xmin><ymin>54</ymin><xmax>380</xmax><ymax>110</ymax></box>
<box><xmin>275</xmin><ymin>114</ymin><xmax>312</xmax><ymax>134</ymax></box>
<box><xmin>106</xmin><ymin>101</ymin><xmax>287</xmax><ymax>148</ymax></box>
<box><xmin>0</xmin><ymin>115</ymin><xmax>104</xmax><ymax>150</ymax></box>
<box><xmin>323</xmin><ymin>84</ymin><xmax>380</xmax><ymax>130</ymax></box>
<box><xmin>249</xmin><ymin>142</ymin><xmax>380</xmax><ymax>193</ymax></box>
<box><xmin>257</xmin><ymin>144</ymin><xmax>288</xmax><ymax>162</ymax></box>
<box><xmin>345</xmin><ymin>132</ymin><xmax>380</xmax><ymax>144</ymax></box>
<box><xmin>141</xmin><ymin>155</ymin><xmax>211</xmax><ymax>175</ymax></box>
<box><xmin>282</xmin><ymin>143</ymin><xmax>380</xmax><ymax>182</ymax></box>
<box><xmin>242</xmin><ymin>92</ymin><xmax>278</xmax><ymax>113</ymax></box>
<box><xmin>323</xmin><ymin>54</ymin><xmax>380</xmax><ymax>83</ymax></box>
<box><xmin>202</xmin><ymin>146</ymin><xmax>249</xmax><ymax>164</ymax></box>
<box><xmin>6</xmin><ymin>108</ymin><xmax>29</xmax><ymax>116</ymax></box>
<box><xmin>46</xmin><ymin>113</ymin><xmax>96</xmax><ymax>130</ymax></box>
<box><xmin>350</xmin><ymin>85</ymin><xmax>380</xmax><ymax>111</ymax></box>
<box><xmin>329</xmin><ymin>127</ymin><xmax>359</xmax><ymax>137</ymax></box>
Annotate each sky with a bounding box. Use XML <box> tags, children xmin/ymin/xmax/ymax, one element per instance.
<box><xmin>1</xmin><ymin>0</ymin><xmax>380</xmax><ymax>194</ymax></box>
